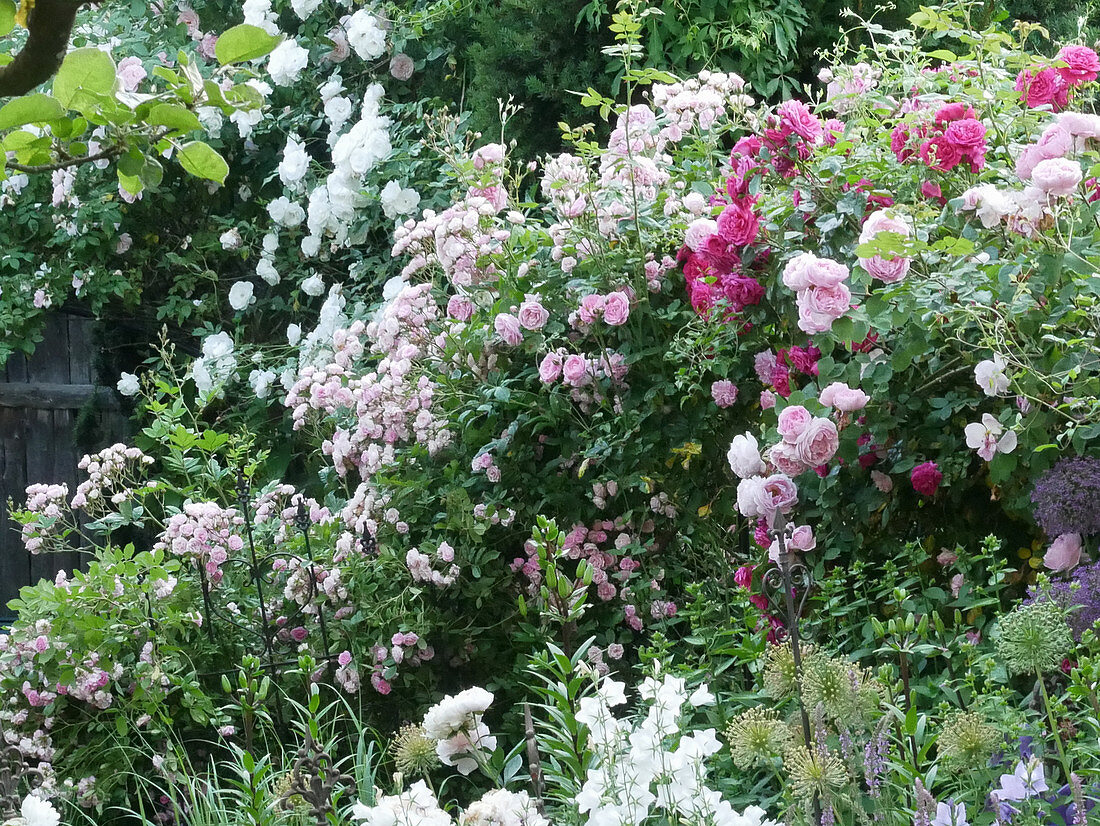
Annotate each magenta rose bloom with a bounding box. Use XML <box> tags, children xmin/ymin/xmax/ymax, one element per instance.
<box><xmin>910</xmin><ymin>461</ymin><xmax>943</xmax><ymax>496</ymax></box>
<box><xmin>943</xmin><ymin>118</ymin><xmax>986</xmax><ymax>150</ymax></box>
<box><xmin>933</xmin><ymin>102</ymin><xmax>976</xmax><ymax>125</ymax></box>
<box><xmin>777</xmin><ymin>405</ymin><xmax>813</xmax><ymax>444</ymax></box>
<box><xmin>602</xmin><ymin>291</ymin><xmax>631</xmax><ymax>326</ymax></box>
<box><xmin>1016</xmin><ymin>67</ymin><xmax>1061</xmax><ymax>108</ymax></box>
<box><xmin>716</xmin><ymin>200</ymin><xmax>761</xmax><ymax>247</ymax></box>
<box><xmin>794</xmin><ymin>418</ymin><xmax>840</xmax><ymax>467</ymax></box>
<box><xmin>776</xmin><ymin>99</ymin><xmax>823</xmax><ymax>142</ymax></box>
<box><xmin>1057</xmin><ymin>45</ymin><xmax>1100</xmax><ymax>85</ymax></box>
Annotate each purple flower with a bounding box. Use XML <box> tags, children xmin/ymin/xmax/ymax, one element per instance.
<box><xmin>998</xmin><ymin>758</ymin><xmax>1048</xmax><ymax>801</ymax></box>
<box><xmin>1028</xmin><ymin>561</ymin><xmax>1100</xmax><ymax>640</ymax></box>
<box><xmin>1031</xmin><ymin>457</ymin><xmax>1100</xmax><ymax>537</ymax></box>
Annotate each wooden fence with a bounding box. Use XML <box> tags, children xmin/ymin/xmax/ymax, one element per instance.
<box><xmin>0</xmin><ymin>313</ymin><xmax>128</xmax><ymax>617</ymax></box>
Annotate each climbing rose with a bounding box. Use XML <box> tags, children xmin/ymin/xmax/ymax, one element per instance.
<box><xmin>910</xmin><ymin>462</ymin><xmax>943</xmax><ymax>496</ymax></box>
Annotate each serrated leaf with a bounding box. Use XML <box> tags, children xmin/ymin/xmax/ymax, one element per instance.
<box><xmin>176</xmin><ymin>140</ymin><xmax>228</xmax><ymax>184</ymax></box>
<box><xmin>0</xmin><ymin>93</ymin><xmax>64</xmax><ymax>129</ymax></box>
<box><xmin>215</xmin><ymin>24</ymin><xmax>282</xmax><ymax>65</ymax></box>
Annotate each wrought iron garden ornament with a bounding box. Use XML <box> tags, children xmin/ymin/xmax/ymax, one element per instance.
<box><xmin>761</xmin><ymin>511</ymin><xmax>815</xmax><ymax>751</ymax></box>
<box><xmin>0</xmin><ymin>724</ymin><xmax>44</xmax><ymax>822</ymax></box>
<box><xmin>280</xmin><ymin>725</ymin><xmax>355</xmax><ymax>826</ymax></box>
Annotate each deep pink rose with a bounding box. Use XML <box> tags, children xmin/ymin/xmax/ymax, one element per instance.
<box><xmin>538</xmin><ymin>351</ymin><xmax>563</xmax><ymax>383</ymax></box>
<box><xmin>777</xmin><ymin>405</ymin><xmax>813</xmax><ymax>444</ymax></box>
<box><xmin>716</xmin><ymin>200</ymin><xmax>760</xmax><ymax>247</ymax></box>
<box><xmin>934</xmin><ymin>102</ymin><xmax>976</xmax><ymax>125</ymax></box>
<box><xmin>919</xmin><ymin>136</ymin><xmax>962</xmax><ymax>171</ymax></box>
<box><xmin>1016</xmin><ymin>67</ymin><xmax>1061</xmax><ymax>108</ymax></box>
<box><xmin>602</xmin><ymin>291</ymin><xmax>630</xmax><ymax>326</ymax></box>
<box><xmin>943</xmin><ymin>118</ymin><xmax>986</xmax><ymax>149</ymax></box>
<box><xmin>910</xmin><ymin>461</ymin><xmax>942</xmax><ymax>496</ymax></box>
<box><xmin>776</xmin><ymin>100</ymin><xmax>822</xmax><ymax>142</ymax></box>
<box><xmin>1057</xmin><ymin>45</ymin><xmax>1100</xmax><ymax>85</ymax></box>
<box><xmin>794</xmin><ymin>418</ymin><xmax>839</xmax><ymax>467</ymax></box>
<box><xmin>562</xmin><ymin>354</ymin><xmax>589</xmax><ymax>386</ymax></box>
<box><xmin>494</xmin><ymin>312</ymin><xmax>523</xmax><ymax>345</ymax></box>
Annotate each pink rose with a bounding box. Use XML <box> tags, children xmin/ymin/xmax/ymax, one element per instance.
<box><xmin>447</xmin><ymin>294</ymin><xmax>474</xmax><ymax>321</ymax></box>
<box><xmin>796</xmin><ymin>294</ymin><xmax>836</xmax><ymax>335</ymax></box>
<box><xmin>943</xmin><ymin>118</ymin><xmax>986</xmax><ymax>149</ymax></box>
<box><xmin>768</xmin><ymin>442</ymin><xmax>809</xmax><ymax>477</ymax></box>
<box><xmin>794</xmin><ymin>418</ymin><xmax>839</xmax><ymax>467</ymax></box>
<box><xmin>863</xmin><ymin>256</ymin><xmax>911</xmax><ymax>283</ymax></box>
<box><xmin>782</xmin><ymin>253</ymin><xmax>817</xmax><ymax>291</ymax></box>
<box><xmin>776</xmin><ymin>100</ymin><xmax>822</xmax><ymax>142</ymax></box>
<box><xmin>805</xmin><ymin>258</ymin><xmax>849</xmax><ymax>289</ymax></box>
<box><xmin>755</xmin><ymin>473</ymin><xmax>799</xmax><ymax>521</ymax></box>
<box><xmin>1036</xmin><ymin>124</ymin><xmax>1074</xmax><ymax>159</ymax></box>
<box><xmin>578</xmin><ymin>293</ymin><xmax>605</xmax><ymax>325</ymax></box>
<box><xmin>538</xmin><ymin>351</ymin><xmax>563</xmax><ymax>383</ymax></box>
<box><xmin>818</xmin><ymin>382</ymin><xmax>869</xmax><ymax>411</ymax></box>
<box><xmin>1016</xmin><ymin>67</ymin><xmax>1061</xmax><ymax>108</ymax></box>
<box><xmin>909</xmin><ymin>461</ymin><xmax>942</xmax><ymax>496</ymax></box>
<box><xmin>518</xmin><ymin>296</ymin><xmax>549</xmax><ymax>330</ymax></box>
<box><xmin>716</xmin><ymin>200</ymin><xmax>760</xmax><ymax>247</ymax></box>
<box><xmin>871</xmin><ymin>470</ymin><xmax>893</xmax><ymax>493</ymax></box>
<box><xmin>562</xmin><ymin>354</ymin><xmax>589</xmax><ymax>386</ymax></box>
<box><xmin>1043</xmin><ymin>533</ymin><xmax>1083</xmax><ymax>572</ymax></box>
<box><xmin>602</xmin><ymin>291</ymin><xmax>630</xmax><ymax>326</ymax></box>
<box><xmin>1031</xmin><ymin>157</ymin><xmax>1083</xmax><ymax>196</ymax></box>
<box><xmin>760</xmin><ymin>390</ymin><xmax>776</xmax><ymax>409</ymax></box>
<box><xmin>790</xmin><ymin>525</ymin><xmax>816</xmax><ymax>551</ymax></box>
<box><xmin>805</xmin><ymin>283</ymin><xmax>852</xmax><ymax>317</ymax></box>
<box><xmin>117</xmin><ymin>57</ymin><xmax>147</xmax><ymax>92</ymax></box>
<box><xmin>1056</xmin><ymin>111</ymin><xmax>1100</xmax><ymax>138</ymax></box>
<box><xmin>711</xmin><ymin>380</ymin><xmax>738</xmax><ymax>408</ymax></box>
<box><xmin>494</xmin><ymin>312</ymin><xmax>523</xmax><ymax>345</ymax></box>
<box><xmin>777</xmin><ymin>405</ymin><xmax>813</xmax><ymax>444</ymax></box>
<box><xmin>1057</xmin><ymin>45</ymin><xmax>1100</xmax><ymax>85</ymax></box>
<box><xmin>685</xmin><ymin>218</ymin><xmax>718</xmax><ymax>252</ymax></box>
<box><xmin>1016</xmin><ymin>145</ymin><xmax>1044</xmax><ymax>180</ymax></box>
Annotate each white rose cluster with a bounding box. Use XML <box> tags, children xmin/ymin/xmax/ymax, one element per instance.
<box><xmin>420</xmin><ymin>687</ymin><xmax>496</xmax><ymax>775</ymax></box>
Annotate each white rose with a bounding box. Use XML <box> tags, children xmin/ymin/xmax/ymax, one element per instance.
<box><xmin>228</xmin><ymin>281</ymin><xmax>255</xmax><ymax>311</ymax></box>
<box><xmin>116</xmin><ymin>372</ymin><xmax>140</xmax><ymax>397</ymax></box>
<box><xmin>727</xmin><ymin>433</ymin><xmax>766</xmax><ymax>479</ymax></box>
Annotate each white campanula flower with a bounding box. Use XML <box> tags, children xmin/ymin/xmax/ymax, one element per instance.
<box><xmin>974</xmin><ymin>354</ymin><xmax>1010</xmax><ymax>396</ymax></box>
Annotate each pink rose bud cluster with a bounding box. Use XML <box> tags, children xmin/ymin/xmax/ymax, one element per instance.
<box><xmin>406</xmin><ymin>542</ymin><xmax>459</xmax><ymax>587</ymax></box>
<box><xmin>1015</xmin><ymin>45</ymin><xmax>1100</xmax><ymax>111</ymax></box>
<box><xmin>70</xmin><ymin>443</ymin><xmax>154</xmax><ymax>512</ymax></box>
<box><xmin>20</xmin><ymin>483</ymin><xmax>70</xmax><ymax>554</ymax></box>
<box><xmin>538</xmin><ymin>349</ymin><xmax>629</xmax><ymax>390</ymax></box>
<box><xmin>781</xmin><ymin>253</ymin><xmax>852</xmax><ymax>334</ymax></box>
<box><xmin>155</xmin><ymin>502</ymin><xmax>245</xmax><ymax>586</ymax></box>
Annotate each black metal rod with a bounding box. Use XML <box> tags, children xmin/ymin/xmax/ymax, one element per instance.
<box><xmin>197</xmin><ymin>560</ymin><xmax>216</xmax><ymax>642</ymax></box>
<box><xmin>298</xmin><ymin>502</ymin><xmax>332</xmax><ymax>670</ymax></box>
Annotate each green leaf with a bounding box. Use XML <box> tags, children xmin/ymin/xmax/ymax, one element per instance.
<box><xmin>926</xmin><ymin>49</ymin><xmax>958</xmax><ymax>61</ymax></box>
<box><xmin>0</xmin><ymin>93</ymin><xmax>65</xmax><ymax>129</ymax></box>
<box><xmin>215</xmin><ymin>24</ymin><xmax>282</xmax><ymax>65</ymax></box>
<box><xmin>0</xmin><ymin>0</ymin><xmax>15</xmax><ymax>37</ymax></box>
<box><xmin>176</xmin><ymin>141</ymin><xmax>228</xmax><ymax>184</ymax></box>
<box><xmin>53</xmin><ymin>48</ymin><xmax>117</xmax><ymax>112</ymax></box>
<box><xmin>147</xmin><ymin>103</ymin><xmax>201</xmax><ymax>134</ymax></box>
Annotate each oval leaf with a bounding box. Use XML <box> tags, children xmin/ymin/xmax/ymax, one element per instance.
<box><xmin>147</xmin><ymin>103</ymin><xmax>201</xmax><ymax>134</ymax></box>
<box><xmin>0</xmin><ymin>0</ymin><xmax>15</xmax><ymax>38</ymax></box>
<box><xmin>0</xmin><ymin>93</ymin><xmax>64</xmax><ymax>129</ymax></box>
<box><xmin>177</xmin><ymin>140</ymin><xmax>228</xmax><ymax>184</ymax></box>
<box><xmin>54</xmin><ymin>48</ymin><xmax>117</xmax><ymax>112</ymax></box>
<box><xmin>215</xmin><ymin>24</ymin><xmax>282</xmax><ymax>65</ymax></box>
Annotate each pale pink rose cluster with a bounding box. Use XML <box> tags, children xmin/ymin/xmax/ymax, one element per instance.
<box><xmin>538</xmin><ymin>349</ymin><xmax>629</xmax><ymax>389</ymax></box>
<box><xmin>818</xmin><ymin>382</ymin><xmax>870</xmax><ymax>412</ymax></box>
<box><xmin>857</xmin><ymin>210</ymin><xmax>912</xmax><ymax>284</ymax></box>
<box><xmin>727</xmin><ymin>432</ymin><xmax>801</xmax><ymax>525</ymax></box>
<box><xmin>963</xmin><ymin>413</ymin><xmax>1018</xmax><ymax>461</ymax></box>
<box><xmin>20</xmin><ymin>483</ymin><xmax>70</xmax><ymax>554</ymax></box>
<box><xmin>575</xmin><ymin>290</ymin><xmax>632</xmax><ymax>327</ymax></box>
<box><xmin>781</xmin><ymin>253</ymin><xmax>852</xmax><ymax>334</ymax></box>
<box><xmin>769</xmin><ymin>405</ymin><xmax>841</xmax><ymax>476</ymax></box>
<box><xmin>471</xmin><ymin>450</ymin><xmax>501</xmax><ymax>484</ymax></box>
<box><xmin>406</xmin><ymin>543</ymin><xmax>459</xmax><ymax>587</ymax></box>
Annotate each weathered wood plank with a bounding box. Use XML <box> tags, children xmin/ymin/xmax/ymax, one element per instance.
<box><xmin>25</xmin><ymin>316</ymin><xmax>70</xmax><ymax>383</ymax></box>
<box><xmin>0</xmin><ymin>407</ymin><xmax>29</xmax><ymax>615</ymax></box>
<box><xmin>68</xmin><ymin>316</ymin><xmax>93</xmax><ymax>384</ymax></box>
<box><xmin>0</xmin><ymin>383</ymin><xmax>121</xmax><ymax>410</ymax></box>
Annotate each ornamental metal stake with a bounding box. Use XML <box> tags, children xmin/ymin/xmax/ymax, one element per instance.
<box><xmin>0</xmin><ymin>724</ymin><xmax>44</xmax><ymax>821</ymax></box>
<box><xmin>762</xmin><ymin>511</ymin><xmax>814</xmax><ymax>751</ymax></box>
<box><xmin>296</xmin><ymin>501</ymin><xmax>332</xmax><ymax>671</ymax></box>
